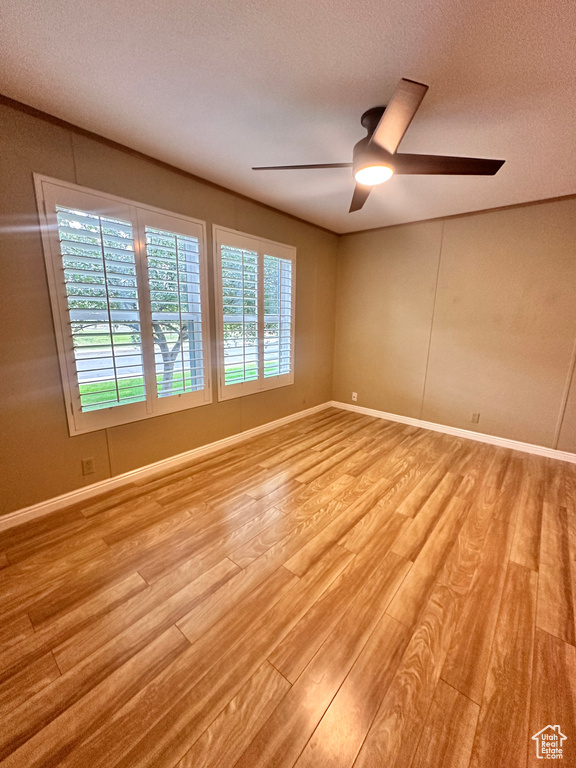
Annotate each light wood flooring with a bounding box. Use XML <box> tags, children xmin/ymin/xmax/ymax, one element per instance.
<box><xmin>0</xmin><ymin>408</ymin><xmax>575</xmax><ymax>768</ymax></box>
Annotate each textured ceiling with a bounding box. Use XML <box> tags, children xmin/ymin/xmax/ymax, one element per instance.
<box><xmin>1</xmin><ymin>0</ymin><xmax>575</xmax><ymax>233</ymax></box>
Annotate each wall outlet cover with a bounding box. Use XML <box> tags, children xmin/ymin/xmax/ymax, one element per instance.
<box><xmin>82</xmin><ymin>457</ymin><xmax>95</xmax><ymax>475</ymax></box>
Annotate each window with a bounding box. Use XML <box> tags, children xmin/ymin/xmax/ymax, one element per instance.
<box><xmin>35</xmin><ymin>175</ymin><xmax>211</xmax><ymax>435</ymax></box>
<box><xmin>214</xmin><ymin>226</ymin><xmax>295</xmax><ymax>401</ymax></box>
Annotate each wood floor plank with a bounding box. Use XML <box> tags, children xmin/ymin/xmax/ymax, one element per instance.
<box><xmin>232</xmin><ymin>552</ymin><xmax>411</xmax><ymax>768</ymax></box>
<box><xmin>227</xmin><ymin>505</ymin><xmax>306</xmax><ymax>568</ymax></box>
<box><xmin>76</xmin><ymin>412</ymin><xmax>337</xmax><ymax>506</ymax></box>
<box><xmin>0</xmin><ymin>537</ymin><xmax>115</xmax><ymax>619</ymax></box>
<box><xmin>283</xmin><ymin>476</ymin><xmax>395</xmax><ymax>576</ymax></box>
<box><xmin>391</xmin><ymin>472</ymin><xmax>466</xmax><ymax>559</ymax></box>
<box><xmin>53</xmin><ymin>557</ymin><xmax>238</xmax><ymax>674</ymax></box>
<box><xmin>269</xmin><ymin>527</ymin><xmax>406</xmax><ymax>683</ymax></box>
<box><xmin>275</xmin><ymin>472</ymin><xmax>357</xmax><ymax>525</ymax></box>
<box><xmin>258</xmin><ymin>422</ymin><xmax>353</xmax><ymax>470</ymax></box>
<box><xmin>59</xmin><ymin>547</ymin><xmax>351</xmax><ymax>768</ymax></box>
<box><xmin>0</xmin><ymin>626</ymin><xmax>190</xmax><ymax>768</ymax></box>
<box><xmin>136</xmin><ymin>498</ymin><xmax>287</xmax><ymax>585</ymax></box>
<box><xmin>175</xmin><ymin>562</ymin><xmax>302</xmax><ymax>662</ymax></box>
<box><xmin>441</xmin><ymin>516</ymin><xmax>515</xmax><ymax>703</ymax></box>
<box><xmin>451</xmin><ymin>442</ymin><xmax>495</xmax><ymax>501</ymax></box>
<box><xmin>537</xmin><ymin>502</ymin><xmax>576</xmax><ymax>645</ymax></box>
<box><xmin>20</xmin><ymin>547</ymin><xmax>146</xmax><ymax>627</ymax></box>
<box><xmin>304</xmin><ymin>421</ymin><xmax>400</xmax><ymax>485</ymax></box>
<box><xmin>175</xmin><ymin>661</ymin><xmax>291</xmax><ymax>768</ymax></box>
<box><xmin>353</xmin><ymin>583</ymin><xmax>461</xmax><ymax>768</ymax></box>
<box><xmin>468</xmin><ymin>562</ymin><xmax>537</xmax><ymax>768</ymax></box>
<box><xmin>338</xmin><ymin>437</ymin><xmax>450</xmax><ymax>548</ymax></box>
<box><xmin>343</xmin><ymin>432</ymin><xmax>408</xmax><ymax>479</ymax></box>
<box><xmin>0</xmin><ymin>572</ymin><xmax>148</xmax><ymax>683</ymax></box>
<box><xmin>485</xmin><ymin>447</ymin><xmax>512</xmax><ymax>490</ymax></box>
<box><xmin>294</xmin><ymin>443</ymin><xmax>366</xmax><ymax>485</ymax></box>
<box><xmin>394</xmin><ymin>452</ymin><xmax>461</xmax><ymax>519</ymax></box>
<box><xmin>410</xmin><ymin>679</ymin><xmax>479</xmax><ymax>768</ymax></box>
<box><xmin>76</xmin><ymin>484</ymin><xmax>153</xmax><ymax>517</ymax></box>
<box><xmin>0</xmin><ymin>521</ymin><xmax>101</xmax><ymax>578</ymax></box>
<box><xmin>294</xmin><ymin>419</ymin><xmax>375</xmax><ymax>457</ymax></box>
<box><xmin>437</xmin><ymin>486</ymin><xmax>495</xmax><ymax>596</ymax></box>
<box><xmin>0</xmin><ymin>561</ymin><xmax>233</xmax><ymax>759</ymax></box>
<box><xmin>330</xmin><ymin>444</ymin><xmax>387</xmax><ymax>481</ymax></box>
<box><xmin>103</xmin><ymin>508</ymin><xmax>195</xmax><ymax>559</ymax></box>
<box><xmin>0</xmin><ymin>651</ymin><xmax>60</xmax><ymax>720</ymax></box>
<box><xmin>0</xmin><ymin>614</ymin><xmax>34</xmax><ymax>654</ymax></box>
<box><xmin>167</xmin><ymin>458</ymin><xmax>272</xmax><ymax>499</ymax></box>
<box><xmin>0</xmin><ymin>409</ymin><xmax>572</xmax><ymax>768</ymax></box>
<box><xmin>340</xmin><ymin>508</ymin><xmax>410</xmax><ymax>555</ymax></box>
<box><xmin>209</xmin><ymin>467</ymin><xmax>293</xmax><ymax>508</ymax></box>
<box><xmin>176</xmin><ymin>553</ymin><xmax>295</xmax><ymax>639</ymax></box>
<box><xmin>493</xmin><ymin>454</ymin><xmax>526</xmax><ymax>525</ymax></box>
<box><xmin>0</xmin><ymin>508</ymin><xmax>86</xmax><ymax>553</ymax></box>
<box><xmin>274</xmin><ymin>473</ymin><xmax>356</xmax><ymax>516</ymax></box>
<box><xmin>292</xmin><ymin>614</ymin><xmax>409</xmax><ymax>768</ymax></box>
<box><xmin>527</xmin><ymin>629</ymin><xmax>576</xmax><ymax>767</ymax></box>
<box><xmin>510</xmin><ymin>456</ymin><xmax>545</xmax><ymax>572</ymax></box>
<box><xmin>387</xmin><ymin>496</ymin><xmax>469</xmax><ymax>628</ymax></box>
<box><xmin>564</xmin><ymin>462</ymin><xmax>576</xmax><ymax>515</ymax></box>
<box><xmin>97</xmin><ymin>502</ymin><xmax>192</xmax><ymax>547</ymax></box>
<box><xmin>543</xmin><ymin>457</ymin><xmax>567</xmax><ymax>508</ymax></box>
<box><xmin>176</xmin><ymin>517</ymin><xmax>356</xmax><ymax>646</ymax></box>
<box><xmin>7</xmin><ymin>498</ymin><xmax>175</xmax><ymax>570</ymax></box>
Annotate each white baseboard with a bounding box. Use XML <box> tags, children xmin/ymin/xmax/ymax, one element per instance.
<box><xmin>0</xmin><ymin>402</ymin><xmax>332</xmax><ymax>532</ymax></box>
<box><xmin>331</xmin><ymin>401</ymin><xmax>576</xmax><ymax>464</ymax></box>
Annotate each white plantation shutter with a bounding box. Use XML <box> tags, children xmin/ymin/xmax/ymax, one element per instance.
<box><xmin>144</xmin><ymin>227</ymin><xmax>205</xmax><ymax>398</ymax></box>
<box><xmin>221</xmin><ymin>245</ymin><xmax>259</xmax><ymax>386</ymax></box>
<box><xmin>214</xmin><ymin>226</ymin><xmax>295</xmax><ymax>401</ymax></box>
<box><xmin>35</xmin><ymin>176</ymin><xmax>211</xmax><ymax>435</ymax></box>
<box><xmin>263</xmin><ymin>255</ymin><xmax>293</xmax><ymax>378</ymax></box>
<box><xmin>56</xmin><ymin>207</ymin><xmax>147</xmax><ymax>412</ymax></box>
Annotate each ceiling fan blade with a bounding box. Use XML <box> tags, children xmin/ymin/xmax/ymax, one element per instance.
<box><xmin>349</xmin><ymin>184</ymin><xmax>372</xmax><ymax>212</ymax></box>
<box><xmin>252</xmin><ymin>163</ymin><xmax>352</xmax><ymax>170</ymax></box>
<box><xmin>371</xmin><ymin>78</ymin><xmax>429</xmax><ymax>154</ymax></box>
<box><xmin>393</xmin><ymin>153</ymin><xmax>505</xmax><ymax>175</ymax></box>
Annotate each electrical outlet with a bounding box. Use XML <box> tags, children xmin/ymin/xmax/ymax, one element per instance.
<box><xmin>352</xmin><ymin>392</ymin><xmax>358</xmax><ymax>402</ymax></box>
<box><xmin>471</xmin><ymin>413</ymin><xmax>480</xmax><ymax>424</ymax></box>
<box><xmin>82</xmin><ymin>457</ymin><xmax>95</xmax><ymax>476</ymax></box>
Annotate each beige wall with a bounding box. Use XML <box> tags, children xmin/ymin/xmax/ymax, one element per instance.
<box><xmin>334</xmin><ymin>199</ymin><xmax>576</xmax><ymax>451</ymax></box>
<box><xmin>0</xmin><ymin>102</ymin><xmax>338</xmax><ymax>515</ymax></box>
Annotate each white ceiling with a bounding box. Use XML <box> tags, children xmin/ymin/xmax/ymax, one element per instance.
<box><xmin>1</xmin><ymin>0</ymin><xmax>575</xmax><ymax>233</ymax></box>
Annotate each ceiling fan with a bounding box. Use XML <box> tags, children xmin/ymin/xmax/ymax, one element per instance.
<box><xmin>253</xmin><ymin>78</ymin><xmax>505</xmax><ymax>212</ymax></box>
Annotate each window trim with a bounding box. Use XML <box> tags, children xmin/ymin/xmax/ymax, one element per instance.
<box><xmin>213</xmin><ymin>224</ymin><xmax>296</xmax><ymax>402</ymax></box>
<box><xmin>34</xmin><ymin>174</ymin><xmax>212</xmax><ymax>436</ymax></box>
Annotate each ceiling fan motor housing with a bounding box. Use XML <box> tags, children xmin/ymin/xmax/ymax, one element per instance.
<box><xmin>352</xmin><ymin>136</ymin><xmax>395</xmax><ymax>178</ymax></box>
<box><xmin>360</xmin><ymin>106</ymin><xmax>387</xmax><ymax>133</ymax></box>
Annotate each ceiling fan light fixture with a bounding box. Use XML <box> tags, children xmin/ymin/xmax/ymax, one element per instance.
<box><xmin>252</xmin><ymin>77</ymin><xmax>504</xmax><ymax>213</ymax></box>
<box><xmin>354</xmin><ymin>165</ymin><xmax>394</xmax><ymax>185</ymax></box>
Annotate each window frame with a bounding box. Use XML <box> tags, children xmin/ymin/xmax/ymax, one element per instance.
<box><xmin>213</xmin><ymin>225</ymin><xmax>296</xmax><ymax>402</ymax></box>
<box><xmin>34</xmin><ymin>174</ymin><xmax>212</xmax><ymax>436</ymax></box>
